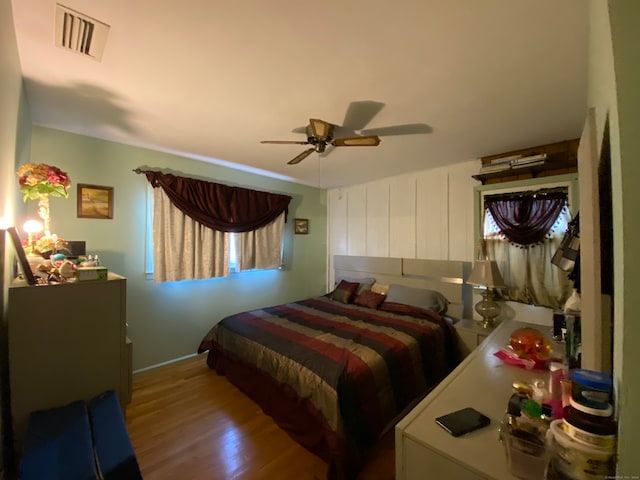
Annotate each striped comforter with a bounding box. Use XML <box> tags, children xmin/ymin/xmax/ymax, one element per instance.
<box><xmin>197</xmin><ymin>296</ymin><xmax>457</xmax><ymax>478</ymax></box>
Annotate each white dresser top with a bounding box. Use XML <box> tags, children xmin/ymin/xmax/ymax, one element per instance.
<box><xmin>396</xmin><ymin>319</ymin><xmax>560</xmax><ymax>479</ymax></box>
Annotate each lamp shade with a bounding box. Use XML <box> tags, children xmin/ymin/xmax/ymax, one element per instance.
<box><xmin>467</xmin><ymin>260</ymin><xmax>506</xmax><ymax>288</ymax></box>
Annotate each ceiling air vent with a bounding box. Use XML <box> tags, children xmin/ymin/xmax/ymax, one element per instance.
<box><xmin>55</xmin><ymin>4</ymin><xmax>110</xmax><ymax>61</ymax></box>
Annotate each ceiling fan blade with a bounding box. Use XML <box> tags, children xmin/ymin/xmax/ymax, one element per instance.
<box><xmin>261</xmin><ymin>140</ymin><xmax>310</xmax><ymax>145</ymax></box>
<box><xmin>331</xmin><ymin>135</ymin><xmax>381</xmax><ymax>147</ymax></box>
<box><xmin>341</xmin><ymin>101</ymin><xmax>385</xmax><ymax>131</ymax></box>
<box><xmin>360</xmin><ymin>123</ymin><xmax>432</xmax><ymax>136</ymax></box>
<box><xmin>287</xmin><ymin>148</ymin><xmax>315</xmax><ymax>165</ymax></box>
<box><xmin>308</xmin><ymin>118</ymin><xmax>333</xmax><ymax>141</ymax></box>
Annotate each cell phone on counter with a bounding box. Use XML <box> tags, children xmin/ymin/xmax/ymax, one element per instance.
<box><xmin>435</xmin><ymin>407</ymin><xmax>491</xmax><ymax>437</ymax></box>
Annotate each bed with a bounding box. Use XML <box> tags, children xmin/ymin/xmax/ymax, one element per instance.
<box><xmin>197</xmin><ymin>256</ymin><xmax>472</xmax><ymax>479</ymax></box>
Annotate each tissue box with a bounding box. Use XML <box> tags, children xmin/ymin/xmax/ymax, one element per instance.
<box><xmin>76</xmin><ymin>267</ymin><xmax>108</xmax><ymax>282</ymax></box>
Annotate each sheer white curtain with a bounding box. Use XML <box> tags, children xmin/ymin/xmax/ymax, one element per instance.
<box><xmin>482</xmin><ymin>207</ymin><xmax>573</xmax><ymax>309</ymax></box>
<box><xmin>236</xmin><ymin>213</ymin><xmax>285</xmax><ymax>271</ymax></box>
<box><xmin>152</xmin><ymin>188</ymin><xmax>229</xmax><ymax>282</ymax></box>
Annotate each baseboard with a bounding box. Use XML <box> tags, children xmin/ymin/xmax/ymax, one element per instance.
<box><xmin>132</xmin><ymin>352</ymin><xmax>200</xmax><ymax>375</ymax></box>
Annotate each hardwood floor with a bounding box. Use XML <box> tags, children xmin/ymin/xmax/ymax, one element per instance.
<box><xmin>126</xmin><ymin>354</ymin><xmax>396</xmax><ymax>480</ymax></box>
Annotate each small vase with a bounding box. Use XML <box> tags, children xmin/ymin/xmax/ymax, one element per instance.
<box><xmin>37</xmin><ymin>193</ymin><xmax>51</xmax><ymax>236</ymax></box>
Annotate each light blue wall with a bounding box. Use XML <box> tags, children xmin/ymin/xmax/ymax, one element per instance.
<box><xmin>25</xmin><ymin>126</ymin><xmax>327</xmax><ymax>370</ymax></box>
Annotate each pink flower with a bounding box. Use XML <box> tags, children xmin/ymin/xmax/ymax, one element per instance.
<box><xmin>46</xmin><ymin>166</ymin><xmax>70</xmax><ymax>187</ymax></box>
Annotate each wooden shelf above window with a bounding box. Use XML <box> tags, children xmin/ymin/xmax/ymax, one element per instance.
<box><xmin>472</xmin><ymin>138</ymin><xmax>579</xmax><ymax>185</ymax></box>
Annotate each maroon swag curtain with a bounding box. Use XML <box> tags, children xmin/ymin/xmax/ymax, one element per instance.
<box><xmin>485</xmin><ymin>189</ymin><xmax>568</xmax><ymax>246</ymax></box>
<box><xmin>139</xmin><ymin>170</ymin><xmax>292</xmax><ymax>233</ymax></box>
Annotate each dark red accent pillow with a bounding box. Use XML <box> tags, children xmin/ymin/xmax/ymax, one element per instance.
<box><xmin>330</xmin><ymin>280</ymin><xmax>359</xmax><ymax>304</ymax></box>
<box><xmin>353</xmin><ymin>290</ymin><xmax>386</xmax><ymax>309</ymax></box>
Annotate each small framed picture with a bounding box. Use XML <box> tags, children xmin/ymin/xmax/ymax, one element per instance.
<box><xmin>294</xmin><ymin>218</ymin><xmax>309</xmax><ymax>234</ymax></box>
<box><xmin>77</xmin><ymin>184</ymin><xmax>114</xmax><ymax>219</ymax></box>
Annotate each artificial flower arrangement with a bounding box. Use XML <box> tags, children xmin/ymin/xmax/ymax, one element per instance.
<box><xmin>16</xmin><ymin>163</ymin><xmax>77</xmax><ymax>284</ymax></box>
<box><xmin>17</xmin><ymin>163</ymin><xmax>71</xmax><ymax>200</ymax></box>
<box><xmin>17</xmin><ymin>163</ymin><xmax>71</xmax><ymax>243</ymax></box>
<box><xmin>21</xmin><ymin>233</ymin><xmax>70</xmax><ymax>258</ymax></box>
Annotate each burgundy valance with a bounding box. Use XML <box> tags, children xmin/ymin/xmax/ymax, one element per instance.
<box><xmin>137</xmin><ymin>170</ymin><xmax>292</xmax><ymax>233</ymax></box>
<box><xmin>485</xmin><ymin>189</ymin><xmax>568</xmax><ymax>246</ymax></box>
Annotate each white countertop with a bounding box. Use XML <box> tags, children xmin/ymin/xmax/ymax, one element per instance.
<box><xmin>397</xmin><ymin>319</ymin><xmax>561</xmax><ymax>479</ymax></box>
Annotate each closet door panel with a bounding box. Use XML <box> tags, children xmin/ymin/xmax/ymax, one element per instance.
<box><xmin>366</xmin><ymin>181</ymin><xmax>390</xmax><ymax>257</ymax></box>
<box><xmin>417</xmin><ymin>168</ymin><xmax>449</xmax><ymax>259</ymax></box>
<box><xmin>347</xmin><ymin>185</ymin><xmax>367</xmax><ymax>256</ymax></box>
<box><xmin>390</xmin><ymin>176</ymin><xmax>417</xmax><ymax>258</ymax></box>
<box><xmin>449</xmin><ymin>161</ymin><xmax>477</xmax><ymax>261</ymax></box>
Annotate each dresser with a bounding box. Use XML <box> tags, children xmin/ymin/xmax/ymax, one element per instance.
<box><xmin>7</xmin><ymin>273</ymin><xmax>132</xmax><ymax>447</ymax></box>
<box><xmin>396</xmin><ymin>319</ymin><xmax>556</xmax><ymax>479</ymax></box>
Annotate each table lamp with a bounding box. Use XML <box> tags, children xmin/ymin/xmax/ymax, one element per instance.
<box><xmin>467</xmin><ymin>260</ymin><xmax>506</xmax><ymax>328</ymax></box>
<box><xmin>23</xmin><ymin>220</ymin><xmax>43</xmax><ymax>251</ymax></box>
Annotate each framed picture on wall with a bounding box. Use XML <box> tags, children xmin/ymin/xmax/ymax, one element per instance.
<box><xmin>77</xmin><ymin>184</ymin><xmax>114</xmax><ymax>219</ymax></box>
<box><xmin>294</xmin><ymin>218</ymin><xmax>309</xmax><ymax>234</ymax></box>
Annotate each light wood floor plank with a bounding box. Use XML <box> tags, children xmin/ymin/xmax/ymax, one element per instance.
<box><xmin>126</xmin><ymin>354</ymin><xmax>395</xmax><ymax>480</ymax></box>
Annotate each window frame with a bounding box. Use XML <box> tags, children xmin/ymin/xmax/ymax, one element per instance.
<box><xmin>473</xmin><ymin>173</ymin><xmax>579</xmax><ymax>305</ymax></box>
<box><xmin>144</xmin><ymin>184</ymin><xmax>284</xmax><ymax>279</ymax></box>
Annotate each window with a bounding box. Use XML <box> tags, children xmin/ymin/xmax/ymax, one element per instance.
<box><xmin>140</xmin><ymin>171</ymin><xmax>291</xmax><ymax>282</ymax></box>
<box><xmin>477</xmin><ymin>178</ymin><xmax>577</xmax><ymax>309</ymax></box>
<box><xmin>228</xmin><ymin>233</ymin><xmax>238</xmax><ymax>273</ymax></box>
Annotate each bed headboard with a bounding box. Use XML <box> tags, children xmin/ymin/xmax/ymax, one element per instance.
<box><xmin>333</xmin><ymin>255</ymin><xmax>473</xmax><ymax>319</ymax></box>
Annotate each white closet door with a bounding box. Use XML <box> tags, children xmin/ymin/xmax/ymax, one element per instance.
<box><xmin>417</xmin><ymin>168</ymin><xmax>449</xmax><ymax>259</ymax></box>
<box><xmin>389</xmin><ymin>175</ymin><xmax>417</xmax><ymax>258</ymax></box>
<box><xmin>366</xmin><ymin>180</ymin><xmax>390</xmax><ymax>257</ymax></box>
<box><xmin>346</xmin><ymin>185</ymin><xmax>367</xmax><ymax>256</ymax></box>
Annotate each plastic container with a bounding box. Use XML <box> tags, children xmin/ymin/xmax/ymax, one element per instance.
<box><xmin>548</xmin><ymin>419</ymin><xmax>616</xmax><ymax>480</ymax></box>
<box><xmin>548</xmin><ymin>362</ymin><xmax>566</xmax><ymax>399</ymax></box>
<box><xmin>569</xmin><ymin>369</ymin><xmax>613</xmax><ymax>410</ymax></box>
<box><xmin>509</xmin><ymin>327</ymin><xmax>552</xmax><ymax>359</ymax></box>
<box><xmin>569</xmin><ymin>396</ymin><xmax>613</xmax><ymax>417</ymax></box>
<box><xmin>504</xmin><ymin>428</ymin><xmax>549</xmax><ymax>480</ymax></box>
<box><xmin>563</xmin><ymin>405</ymin><xmax>617</xmax><ymax>449</ymax></box>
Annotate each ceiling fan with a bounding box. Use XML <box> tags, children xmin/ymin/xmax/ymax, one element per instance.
<box><xmin>261</xmin><ymin>118</ymin><xmax>381</xmax><ymax>165</ymax></box>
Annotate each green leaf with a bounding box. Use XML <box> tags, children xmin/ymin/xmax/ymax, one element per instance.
<box><xmin>51</xmin><ymin>184</ymin><xmax>68</xmax><ymax>198</ymax></box>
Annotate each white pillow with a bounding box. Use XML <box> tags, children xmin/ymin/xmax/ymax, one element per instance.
<box><xmin>384</xmin><ymin>284</ymin><xmax>449</xmax><ymax>314</ymax></box>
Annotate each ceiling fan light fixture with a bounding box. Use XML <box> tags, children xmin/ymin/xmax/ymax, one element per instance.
<box><xmin>309</xmin><ymin>118</ymin><xmax>332</xmax><ymax>141</ymax></box>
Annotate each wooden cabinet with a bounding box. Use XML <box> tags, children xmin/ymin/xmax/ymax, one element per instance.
<box><xmin>396</xmin><ymin>319</ymin><xmax>555</xmax><ymax>480</ymax></box>
<box><xmin>473</xmin><ymin>139</ymin><xmax>579</xmax><ymax>185</ymax></box>
<box><xmin>7</xmin><ymin>273</ymin><xmax>131</xmax><ymax>447</ymax></box>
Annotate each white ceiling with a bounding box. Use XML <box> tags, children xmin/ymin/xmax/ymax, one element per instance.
<box><xmin>11</xmin><ymin>0</ymin><xmax>589</xmax><ymax>189</ymax></box>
